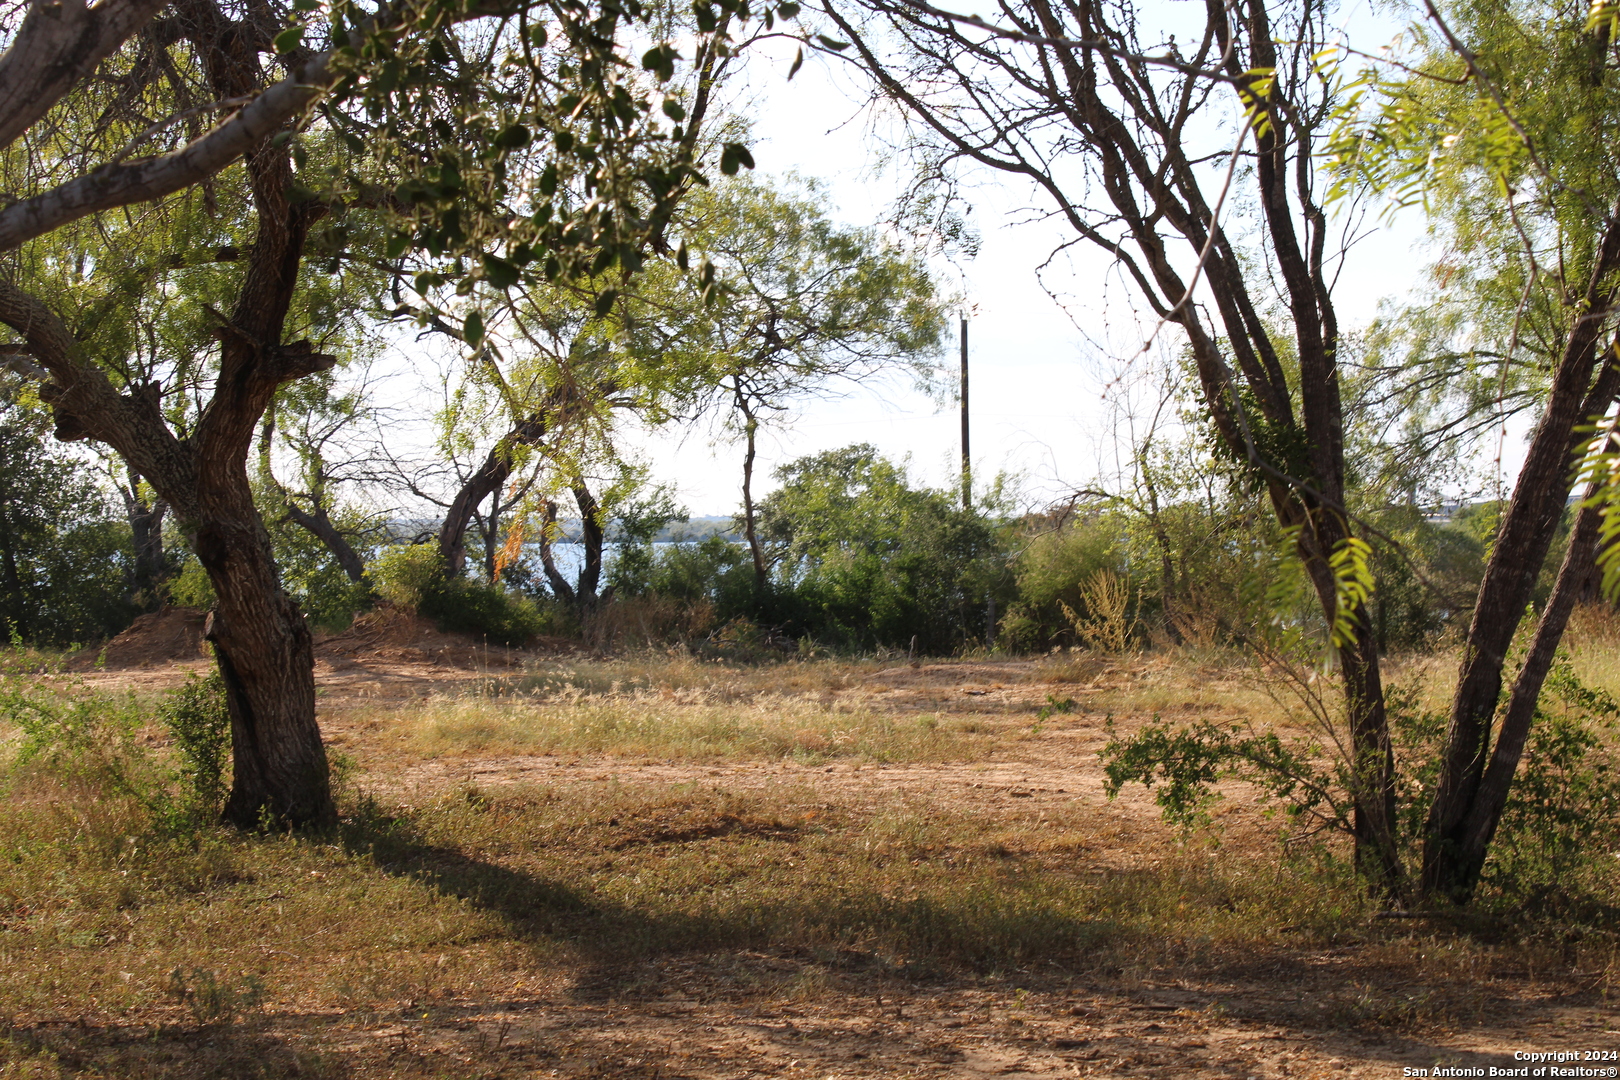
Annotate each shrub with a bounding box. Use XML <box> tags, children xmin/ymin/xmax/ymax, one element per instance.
<box><xmin>158</xmin><ymin>672</ymin><xmax>232</xmax><ymax>817</ymax></box>
<box><xmin>1101</xmin><ymin>653</ymin><xmax>1620</xmax><ymax>914</ymax></box>
<box><xmin>420</xmin><ymin>580</ymin><xmax>559</xmax><ymax>647</ymax></box>
<box><xmin>368</xmin><ymin>544</ymin><xmax>443</xmax><ymax>610</ymax></box>
<box><xmin>1000</xmin><ymin>514</ymin><xmax>1126</xmax><ymax>651</ymax></box>
<box><xmin>168</xmin><ymin>556</ymin><xmax>218</xmax><ymax>610</ymax></box>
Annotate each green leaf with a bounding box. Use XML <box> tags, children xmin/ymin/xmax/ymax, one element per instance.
<box><xmin>493</xmin><ymin>123</ymin><xmax>532</xmax><ymax>149</ymax></box>
<box><xmin>815</xmin><ymin>34</ymin><xmax>850</xmax><ymax>51</ymax></box>
<box><xmin>788</xmin><ymin>46</ymin><xmax>804</xmax><ymax>80</ymax></box>
<box><xmin>593</xmin><ymin>288</ymin><xmax>618</xmax><ymax>317</ymax></box>
<box><xmin>273</xmin><ymin>25</ymin><xmax>305</xmax><ymax>54</ymax></box>
<box><xmin>641</xmin><ymin>44</ymin><xmax>678</xmax><ymax>82</ymax></box>
<box><xmin>1327</xmin><ymin>535</ymin><xmax>1374</xmax><ymax>650</ymax></box>
<box><xmin>385</xmin><ymin>232</ymin><xmax>410</xmax><ymax>259</ymax></box>
<box><xmin>719</xmin><ymin>142</ymin><xmax>755</xmax><ymax>175</ymax></box>
<box><xmin>463</xmin><ymin>310</ymin><xmax>485</xmax><ymax>348</ymax></box>
<box><xmin>482</xmin><ymin>253</ymin><xmax>520</xmax><ymax>290</ymax></box>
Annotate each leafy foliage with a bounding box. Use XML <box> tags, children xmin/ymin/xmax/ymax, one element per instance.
<box><xmin>0</xmin><ymin>381</ymin><xmax>138</xmax><ymax>645</ymax></box>
<box><xmin>158</xmin><ymin>673</ymin><xmax>233</xmax><ymax>818</ymax></box>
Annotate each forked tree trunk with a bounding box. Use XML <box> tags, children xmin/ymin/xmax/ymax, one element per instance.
<box><xmin>1422</xmin><ymin>226</ymin><xmax>1620</xmax><ymax>901</ymax></box>
<box><xmin>439</xmin><ymin>413</ymin><xmax>547</xmax><ymax>578</ymax></box>
<box><xmin>1443</xmin><ymin>481</ymin><xmax>1605</xmax><ymax>896</ymax></box>
<box><xmin>0</xmin><ymin>0</ymin><xmax>343</xmax><ymax>828</ymax></box>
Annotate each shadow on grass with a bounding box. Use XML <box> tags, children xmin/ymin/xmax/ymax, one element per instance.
<box><xmin>332</xmin><ymin>805</ymin><xmax>1123</xmax><ymax>987</ymax></box>
<box><xmin>1</xmin><ymin>1021</ymin><xmax>348</xmax><ymax>1080</ymax></box>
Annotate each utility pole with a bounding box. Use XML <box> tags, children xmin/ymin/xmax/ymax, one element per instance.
<box><xmin>960</xmin><ymin>314</ymin><xmax>970</xmax><ymax>511</ymax></box>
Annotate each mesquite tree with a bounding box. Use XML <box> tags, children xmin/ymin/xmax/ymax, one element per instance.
<box><xmin>1329</xmin><ymin>0</ymin><xmax>1620</xmax><ymax>900</ymax></box>
<box><xmin>823</xmin><ymin>0</ymin><xmax>1403</xmax><ymax>885</ymax></box>
<box><xmin>0</xmin><ymin>0</ymin><xmax>790</xmax><ymax>826</ymax></box>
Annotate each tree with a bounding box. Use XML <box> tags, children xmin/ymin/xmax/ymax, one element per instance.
<box><xmin>1327</xmin><ymin>0</ymin><xmax>1620</xmax><ymax>900</ymax></box>
<box><xmin>0</xmin><ymin>377</ymin><xmax>136</xmax><ymax>645</ymax></box>
<box><xmin>757</xmin><ymin>443</ymin><xmax>1007</xmax><ymax>652</ymax></box>
<box><xmin>0</xmin><ymin>0</ymin><xmax>795</xmax><ymax>826</ymax></box>
<box><xmin>821</xmin><ymin>0</ymin><xmax>1404</xmax><ymax>886</ymax></box>
<box><xmin>669</xmin><ymin>176</ymin><xmax>949</xmax><ymax>590</ymax></box>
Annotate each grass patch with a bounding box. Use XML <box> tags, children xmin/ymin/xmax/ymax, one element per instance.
<box><xmin>391</xmin><ymin>690</ymin><xmax>990</xmax><ymax>763</ymax></box>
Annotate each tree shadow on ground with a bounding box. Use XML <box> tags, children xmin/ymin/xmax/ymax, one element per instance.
<box><xmin>1</xmin><ymin>1020</ymin><xmax>350</xmax><ymax>1080</ymax></box>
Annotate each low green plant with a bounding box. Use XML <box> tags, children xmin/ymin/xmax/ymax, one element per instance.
<box><xmin>158</xmin><ymin>672</ymin><xmax>232</xmax><ymax>817</ymax></box>
<box><xmin>369</xmin><ymin>544</ymin><xmax>442</xmax><ymax>610</ymax></box>
<box><xmin>168</xmin><ymin>556</ymin><xmax>218</xmax><ymax>610</ymax></box>
<box><xmin>1101</xmin><ymin>655</ymin><xmax>1620</xmax><ymax>913</ymax></box>
<box><xmin>1</xmin><ymin>674</ymin><xmax>144</xmax><ymax>785</ymax></box>
<box><xmin>421</xmin><ymin>579</ymin><xmax>556</xmax><ymax>646</ymax></box>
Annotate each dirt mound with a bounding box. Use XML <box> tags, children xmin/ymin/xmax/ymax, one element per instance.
<box><xmin>316</xmin><ymin>604</ymin><xmax>574</xmax><ymax>669</ymax></box>
<box><xmin>79</xmin><ymin>607</ymin><xmax>208</xmax><ymax>669</ymax></box>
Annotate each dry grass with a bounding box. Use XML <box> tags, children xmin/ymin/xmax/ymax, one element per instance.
<box><xmin>1</xmin><ymin>648</ymin><xmax>1617</xmax><ymax>1078</ymax></box>
<box><xmin>395</xmin><ymin>691</ymin><xmax>986</xmax><ymax>763</ymax></box>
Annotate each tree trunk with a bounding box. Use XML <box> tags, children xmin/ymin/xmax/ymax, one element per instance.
<box><xmin>438</xmin><ymin>413</ymin><xmax>546</xmax><ymax>578</ymax></box>
<box><xmin>194</xmin><ymin>477</ymin><xmax>333</xmax><ymax>827</ymax></box>
<box><xmin>1442</xmin><ymin>475</ymin><xmax>1607</xmax><ymax>899</ymax></box>
<box><xmin>537</xmin><ymin>499</ymin><xmax>578</xmax><ymax>607</ymax></box>
<box><xmin>1422</xmin><ymin>295</ymin><xmax>1620</xmax><ymax>901</ymax></box>
<box><xmin>739</xmin><ymin>405</ymin><xmax>767</xmax><ymax>591</ymax></box>
<box><xmin>123</xmin><ymin>470</ymin><xmax>170</xmax><ymax>609</ymax></box>
<box><xmin>573</xmin><ymin>479</ymin><xmax>605</xmax><ymax>610</ymax></box>
<box><xmin>485</xmin><ymin>487</ymin><xmax>499</xmax><ymax>582</ymax></box>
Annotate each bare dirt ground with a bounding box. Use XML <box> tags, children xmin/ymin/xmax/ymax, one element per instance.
<box><xmin>35</xmin><ymin>611</ymin><xmax>1620</xmax><ymax>1078</ymax></box>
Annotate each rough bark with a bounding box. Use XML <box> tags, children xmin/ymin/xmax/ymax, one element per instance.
<box><xmin>1423</xmin><ymin>347</ymin><xmax>1620</xmax><ymax>900</ymax></box>
<box><xmin>1422</xmin><ymin>214</ymin><xmax>1620</xmax><ymax>900</ymax></box>
<box><xmin>0</xmin><ymin>0</ymin><xmax>339</xmax><ymax>827</ymax></box>
<box><xmin>0</xmin><ymin>0</ymin><xmax>175</xmax><ymax>155</ymax></box>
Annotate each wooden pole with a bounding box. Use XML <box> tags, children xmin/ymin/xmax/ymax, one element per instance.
<box><xmin>960</xmin><ymin>315</ymin><xmax>970</xmax><ymax>511</ymax></box>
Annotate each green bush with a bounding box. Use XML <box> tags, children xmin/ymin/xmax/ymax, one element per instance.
<box><xmin>1000</xmin><ymin>514</ymin><xmax>1129</xmax><ymax>651</ymax></box>
<box><xmin>368</xmin><ymin>544</ymin><xmax>443</xmax><ymax>610</ymax></box>
<box><xmin>755</xmin><ymin>444</ymin><xmax>1012</xmax><ymax>653</ymax></box>
<box><xmin>167</xmin><ymin>556</ymin><xmax>218</xmax><ymax>610</ymax></box>
<box><xmin>158</xmin><ymin>672</ymin><xmax>232</xmax><ymax>817</ymax></box>
<box><xmin>1101</xmin><ymin>655</ymin><xmax>1620</xmax><ymax>915</ymax></box>
<box><xmin>419</xmin><ymin>579</ymin><xmax>557</xmax><ymax>647</ymax></box>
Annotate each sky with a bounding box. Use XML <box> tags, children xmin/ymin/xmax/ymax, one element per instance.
<box><xmin>616</xmin><ymin>2</ymin><xmax>1459</xmax><ymax>518</ymax></box>
<box><xmin>365</xmin><ymin>0</ymin><xmax>1522</xmax><ymax>522</ymax></box>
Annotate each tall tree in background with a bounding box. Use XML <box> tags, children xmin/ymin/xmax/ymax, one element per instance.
<box><xmin>673</xmin><ymin>177</ymin><xmax>948</xmax><ymax>590</ymax></box>
<box><xmin>0</xmin><ymin>376</ymin><xmax>135</xmax><ymax>644</ymax></box>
